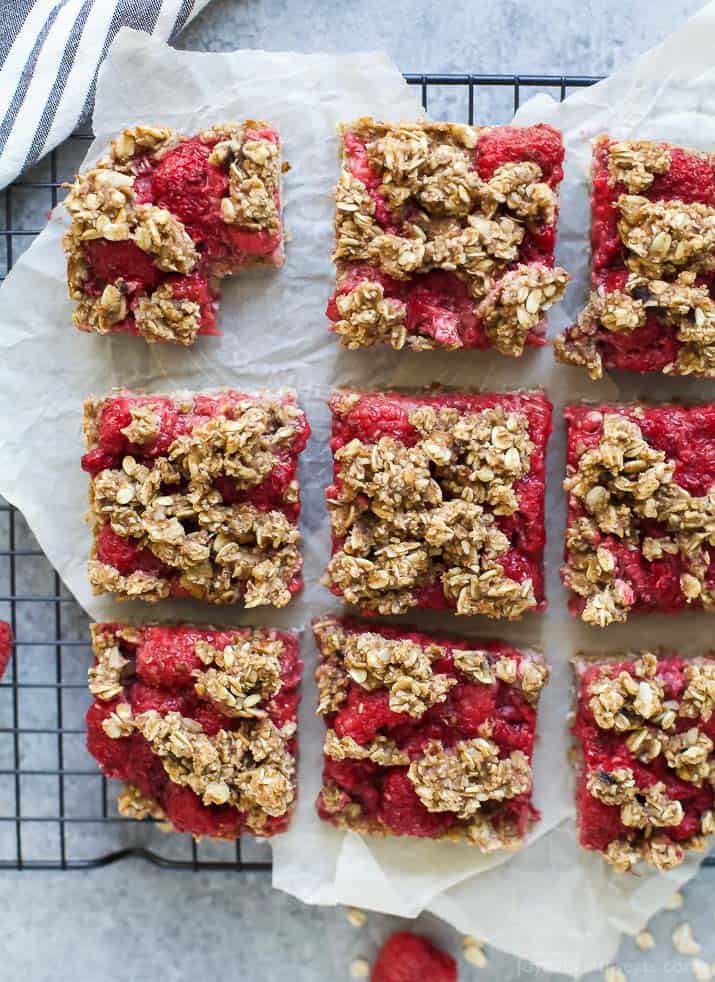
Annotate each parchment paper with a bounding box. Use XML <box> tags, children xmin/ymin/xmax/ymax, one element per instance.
<box><xmin>2</xmin><ymin>13</ymin><xmax>715</xmax><ymax>975</ymax></box>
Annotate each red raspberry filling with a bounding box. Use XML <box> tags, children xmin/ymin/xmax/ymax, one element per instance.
<box><xmin>328</xmin><ymin>123</ymin><xmax>563</xmax><ymax>351</ymax></box>
<box><xmin>371</xmin><ymin>931</ymin><xmax>457</xmax><ymax>982</ymax></box>
<box><xmin>316</xmin><ymin>619</ymin><xmax>544</xmax><ymax>841</ymax></box>
<box><xmin>0</xmin><ymin>621</ymin><xmax>12</xmax><ymax>681</ymax></box>
<box><xmin>328</xmin><ymin>390</ymin><xmax>551</xmax><ymax>613</ymax></box>
<box><xmin>585</xmin><ymin>138</ymin><xmax>715</xmax><ymax>373</ymax></box>
<box><xmin>86</xmin><ymin>624</ymin><xmax>301</xmax><ymax>839</ymax></box>
<box><xmin>565</xmin><ymin>403</ymin><xmax>715</xmax><ymax>616</ymax></box>
<box><xmin>574</xmin><ymin>654</ymin><xmax>715</xmax><ymax>855</ymax></box>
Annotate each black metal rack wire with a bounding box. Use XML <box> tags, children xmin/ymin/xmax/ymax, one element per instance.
<box><xmin>0</xmin><ymin>72</ymin><xmax>616</xmax><ymax>872</ymax></box>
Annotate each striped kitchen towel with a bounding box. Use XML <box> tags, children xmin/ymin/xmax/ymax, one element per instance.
<box><xmin>0</xmin><ymin>0</ymin><xmax>212</xmax><ymax>189</ymax></box>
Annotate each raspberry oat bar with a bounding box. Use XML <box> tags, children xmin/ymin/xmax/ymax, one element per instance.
<box><xmin>81</xmin><ymin>389</ymin><xmax>310</xmax><ymax>605</ymax></box>
<box><xmin>555</xmin><ymin>136</ymin><xmax>715</xmax><ymax>378</ymax></box>
<box><xmin>327</xmin><ymin>118</ymin><xmax>569</xmax><ymax>354</ymax></box>
<box><xmin>324</xmin><ymin>388</ymin><xmax>552</xmax><ymax>619</ymax></box>
<box><xmin>62</xmin><ymin>122</ymin><xmax>285</xmax><ymax>345</ymax></box>
<box><xmin>573</xmin><ymin>649</ymin><xmax>715</xmax><ymax>872</ymax></box>
<box><xmin>87</xmin><ymin>622</ymin><xmax>301</xmax><ymax>838</ymax></box>
<box><xmin>563</xmin><ymin>402</ymin><xmax>715</xmax><ymax>627</ymax></box>
<box><xmin>314</xmin><ymin>616</ymin><xmax>548</xmax><ymax>848</ymax></box>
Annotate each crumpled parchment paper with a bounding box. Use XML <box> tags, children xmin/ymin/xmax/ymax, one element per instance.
<box><xmin>2</xmin><ymin>15</ymin><xmax>715</xmax><ymax>975</ymax></box>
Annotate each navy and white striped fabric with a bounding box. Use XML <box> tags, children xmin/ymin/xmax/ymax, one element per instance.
<box><xmin>0</xmin><ymin>0</ymin><xmax>212</xmax><ymax>189</ymax></box>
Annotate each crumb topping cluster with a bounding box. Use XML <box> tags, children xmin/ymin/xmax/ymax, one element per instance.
<box><xmin>325</xmin><ymin>393</ymin><xmax>539</xmax><ymax>619</ymax></box>
<box><xmin>85</xmin><ymin>393</ymin><xmax>306</xmax><ymax>606</ymax></box>
<box><xmin>314</xmin><ymin>617</ymin><xmax>548</xmax><ymax>850</ymax></box>
<box><xmin>555</xmin><ymin>137</ymin><xmax>715</xmax><ymax>377</ymax></box>
<box><xmin>563</xmin><ymin>411</ymin><xmax>715</xmax><ymax>627</ymax></box>
<box><xmin>89</xmin><ymin>623</ymin><xmax>298</xmax><ymax>835</ymax></box>
<box><xmin>332</xmin><ymin>118</ymin><xmax>568</xmax><ymax>353</ymax></box>
<box><xmin>574</xmin><ymin>651</ymin><xmax>715</xmax><ymax>873</ymax></box>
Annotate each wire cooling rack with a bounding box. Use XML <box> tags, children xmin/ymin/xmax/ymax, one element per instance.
<box><xmin>0</xmin><ymin>73</ymin><xmax>611</xmax><ymax>872</ymax></box>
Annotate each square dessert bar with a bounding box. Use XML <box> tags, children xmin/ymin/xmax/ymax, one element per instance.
<box><xmin>324</xmin><ymin>388</ymin><xmax>552</xmax><ymax>620</ymax></box>
<box><xmin>327</xmin><ymin>118</ymin><xmax>569</xmax><ymax>355</ymax></box>
<box><xmin>0</xmin><ymin>621</ymin><xmax>12</xmax><ymax>681</ymax></box>
<box><xmin>62</xmin><ymin>121</ymin><xmax>285</xmax><ymax>345</ymax></box>
<box><xmin>314</xmin><ymin>616</ymin><xmax>549</xmax><ymax>848</ymax></box>
<box><xmin>82</xmin><ymin>389</ymin><xmax>310</xmax><ymax>606</ymax></box>
<box><xmin>87</xmin><ymin>622</ymin><xmax>301</xmax><ymax>839</ymax></box>
<box><xmin>562</xmin><ymin>401</ymin><xmax>715</xmax><ymax>627</ymax></box>
<box><xmin>573</xmin><ymin>649</ymin><xmax>715</xmax><ymax>873</ymax></box>
<box><xmin>555</xmin><ymin>135</ymin><xmax>715</xmax><ymax>378</ymax></box>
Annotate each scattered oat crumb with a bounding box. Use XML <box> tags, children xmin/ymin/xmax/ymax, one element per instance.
<box><xmin>692</xmin><ymin>959</ymin><xmax>712</xmax><ymax>982</ymax></box>
<box><xmin>346</xmin><ymin>907</ymin><xmax>367</xmax><ymax>928</ymax></box>
<box><xmin>665</xmin><ymin>891</ymin><xmax>684</xmax><ymax>910</ymax></box>
<box><xmin>462</xmin><ymin>935</ymin><xmax>485</xmax><ymax>949</ymax></box>
<box><xmin>673</xmin><ymin>923</ymin><xmax>701</xmax><ymax>956</ymax></box>
<box><xmin>350</xmin><ymin>958</ymin><xmax>370</xmax><ymax>979</ymax></box>
<box><xmin>464</xmin><ymin>944</ymin><xmax>487</xmax><ymax>968</ymax></box>
<box><xmin>636</xmin><ymin>930</ymin><xmax>655</xmax><ymax>951</ymax></box>
<box><xmin>604</xmin><ymin>967</ymin><xmax>627</xmax><ymax>982</ymax></box>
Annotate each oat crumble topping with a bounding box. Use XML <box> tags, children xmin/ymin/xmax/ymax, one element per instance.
<box><xmin>325</xmin><ymin>397</ymin><xmax>541</xmax><ymax>619</ymax></box>
<box><xmin>563</xmin><ymin>412</ymin><xmax>715</xmax><ymax>626</ymax></box>
<box><xmin>607</xmin><ymin>140</ymin><xmax>672</xmax><ymax>192</ymax></box>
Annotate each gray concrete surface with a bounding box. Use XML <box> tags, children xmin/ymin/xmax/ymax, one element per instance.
<box><xmin>1</xmin><ymin>1</ymin><xmax>712</xmax><ymax>980</ymax></box>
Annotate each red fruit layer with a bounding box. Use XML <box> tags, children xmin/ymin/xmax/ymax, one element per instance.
<box><xmin>86</xmin><ymin>623</ymin><xmax>301</xmax><ymax>839</ymax></box>
<box><xmin>328</xmin><ymin>124</ymin><xmax>563</xmax><ymax>350</ymax></box>
<box><xmin>565</xmin><ymin>403</ymin><xmax>715</xmax><ymax>615</ymax></box>
<box><xmin>0</xmin><ymin>621</ymin><xmax>12</xmax><ymax>681</ymax></box>
<box><xmin>587</xmin><ymin>137</ymin><xmax>715</xmax><ymax>373</ymax></box>
<box><xmin>317</xmin><ymin>619</ymin><xmax>542</xmax><ymax>840</ymax></box>
<box><xmin>371</xmin><ymin>931</ymin><xmax>457</xmax><ymax>982</ymax></box>
<box><xmin>573</xmin><ymin>654</ymin><xmax>715</xmax><ymax>853</ymax></box>
<box><xmin>328</xmin><ymin>390</ymin><xmax>551</xmax><ymax>613</ymax></box>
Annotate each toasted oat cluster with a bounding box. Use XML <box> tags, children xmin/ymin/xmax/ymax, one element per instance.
<box><xmin>327</xmin><ymin>118</ymin><xmax>569</xmax><ymax>354</ymax></box>
<box><xmin>555</xmin><ymin>136</ymin><xmax>715</xmax><ymax>378</ymax></box>
<box><xmin>324</xmin><ymin>388</ymin><xmax>552</xmax><ymax>619</ymax></box>
<box><xmin>81</xmin><ymin>389</ymin><xmax>310</xmax><ymax>606</ymax></box>
<box><xmin>573</xmin><ymin>649</ymin><xmax>715</xmax><ymax>873</ymax></box>
<box><xmin>563</xmin><ymin>402</ymin><xmax>715</xmax><ymax>627</ymax></box>
<box><xmin>86</xmin><ymin>622</ymin><xmax>301</xmax><ymax>838</ymax></box>
<box><xmin>0</xmin><ymin>621</ymin><xmax>12</xmax><ymax>681</ymax></box>
<box><xmin>62</xmin><ymin>122</ymin><xmax>285</xmax><ymax>345</ymax></box>
<box><xmin>314</xmin><ymin>616</ymin><xmax>548</xmax><ymax>847</ymax></box>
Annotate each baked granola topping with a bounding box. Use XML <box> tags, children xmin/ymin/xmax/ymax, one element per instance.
<box><xmin>555</xmin><ymin>135</ymin><xmax>715</xmax><ymax>378</ymax></box>
<box><xmin>82</xmin><ymin>390</ymin><xmax>309</xmax><ymax>607</ymax></box>
<box><xmin>563</xmin><ymin>404</ymin><xmax>715</xmax><ymax>626</ymax></box>
<box><xmin>86</xmin><ymin>622</ymin><xmax>301</xmax><ymax>839</ymax></box>
<box><xmin>325</xmin><ymin>389</ymin><xmax>551</xmax><ymax>619</ymax></box>
<box><xmin>573</xmin><ymin>650</ymin><xmax>715</xmax><ymax>872</ymax></box>
<box><xmin>314</xmin><ymin>616</ymin><xmax>548</xmax><ymax>848</ymax></box>
<box><xmin>328</xmin><ymin>118</ymin><xmax>568</xmax><ymax>352</ymax></box>
<box><xmin>62</xmin><ymin>121</ymin><xmax>285</xmax><ymax>345</ymax></box>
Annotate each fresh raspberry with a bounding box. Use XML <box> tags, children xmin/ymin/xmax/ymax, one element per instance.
<box><xmin>85</xmin><ymin>700</ymin><xmax>132</xmax><ymax>777</ymax></box>
<box><xmin>451</xmin><ymin>682</ymin><xmax>497</xmax><ymax>736</ymax></box>
<box><xmin>134</xmin><ymin>626</ymin><xmax>206</xmax><ymax>688</ymax></box>
<box><xmin>575</xmin><ymin>773</ymin><xmax>625</xmax><ymax>851</ymax></box>
<box><xmin>378</xmin><ymin>769</ymin><xmax>455</xmax><ymax>838</ymax></box>
<box><xmin>97</xmin><ymin>397</ymin><xmax>133</xmax><ymax>455</ymax></box>
<box><xmin>0</xmin><ymin>621</ymin><xmax>12</xmax><ymax>681</ymax></box>
<box><xmin>165</xmin><ymin>271</ymin><xmax>219</xmax><ymax>335</ymax></box>
<box><xmin>475</xmin><ymin>123</ymin><xmax>564</xmax><ymax>185</ymax></box>
<box><xmin>322</xmin><ymin>757</ymin><xmax>381</xmax><ymax>815</ymax></box>
<box><xmin>128</xmin><ymin>681</ymin><xmax>188</xmax><ymax>717</ymax></box>
<box><xmin>333</xmin><ymin>688</ymin><xmax>406</xmax><ymax>744</ymax></box>
<box><xmin>83</xmin><ymin>239</ymin><xmax>162</xmax><ymax>290</ymax></box>
<box><xmin>371</xmin><ymin>932</ymin><xmax>457</xmax><ymax>982</ymax></box>
<box><xmin>647</xmin><ymin>147</ymin><xmax>715</xmax><ymax>204</ymax></box>
<box><xmin>151</xmin><ymin>139</ymin><xmax>227</xmax><ymax>231</ymax></box>
<box><xmin>95</xmin><ymin>524</ymin><xmax>173</xmax><ymax>577</ymax></box>
<box><xmin>163</xmin><ymin>783</ymin><xmax>243</xmax><ymax>839</ymax></box>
